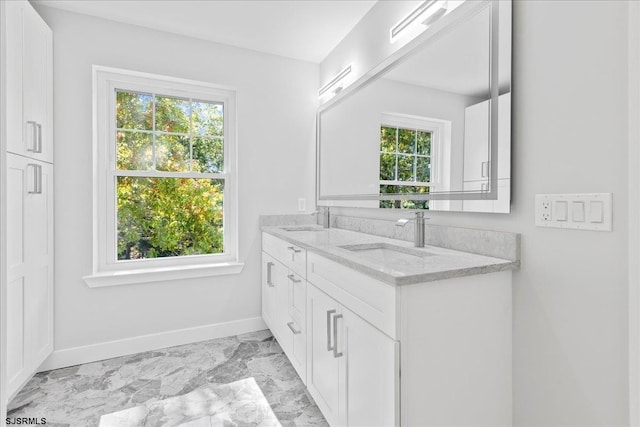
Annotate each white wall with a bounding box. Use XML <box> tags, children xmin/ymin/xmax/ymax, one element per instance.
<box><xmin>34</xmin><ymin>5</ymin><xmax>317</xmax><ymax>359</ymax></box>
<box><xmin>322</xmin><ymin>1</ymin><xmax>630</xmax><ymax>425</ymax></box>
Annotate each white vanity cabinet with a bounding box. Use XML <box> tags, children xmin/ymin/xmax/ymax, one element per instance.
<box><xmin>261</xmin><ymin>234</ymin><xmax>307</xmax><ymax>382</ymax></box>
<box><xmin>262</xmin><ymin>230</ymin><xmax>513</xmax><ymax>426</ymax></box>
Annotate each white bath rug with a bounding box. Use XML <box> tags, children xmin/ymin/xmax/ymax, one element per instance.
<box><xmin>99</xmin><ymin>377</ymin><xmax>281</xmax><ymax>426</ymax></box>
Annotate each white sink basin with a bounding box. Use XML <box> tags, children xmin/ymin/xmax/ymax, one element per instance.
<box><xmin>339</xmin><ymin>243</ymin><xmax>435</xmax><ymax>263</ymax></box>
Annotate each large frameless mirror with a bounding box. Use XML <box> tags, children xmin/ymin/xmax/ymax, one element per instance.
<box><xmin>317</xmin><ymin>0</ymin><xmax>511</xmax><ymax>213</ymax></box>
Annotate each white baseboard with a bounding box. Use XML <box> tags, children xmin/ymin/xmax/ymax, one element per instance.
<box><xmin>38</xmin><ymin>317</ymin><xmax>267</xmax><ymax>372</ymax></box>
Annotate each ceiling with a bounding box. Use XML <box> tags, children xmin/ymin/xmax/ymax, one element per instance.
<box><xmin>33</xmin><ymin>0</ymin><xmax>377</xmax><ymax>63</ymax></box>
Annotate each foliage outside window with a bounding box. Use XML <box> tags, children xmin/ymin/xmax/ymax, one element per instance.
<box><xmin>115</xmin><ymin>91</ymin><xmax>226</xmax><ymax>260</ymax></box>
<box><xmin>379</xmin><ymin>125</ymin><xmax>432</xmax><ymax>210</ymax></box>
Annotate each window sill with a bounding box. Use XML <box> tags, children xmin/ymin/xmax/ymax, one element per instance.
<box><xmin>83</xmin><ymin>261</ymin><xmax>245</xmax><ymax>288</ymax></box>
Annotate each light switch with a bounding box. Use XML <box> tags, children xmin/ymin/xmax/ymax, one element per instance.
<box><xmin>590</xmin><ymin>201</ymin><xmax>604</xmax><ymax>223</ymax></box>
<box><xmin>572</xmin><ymin>201</ymin><xmax>585</xmax><ymax>222</ymax></box>
<box><xmin>536</xmin><ymin>193</ymin><xmax>612</xmax><ymax>231</ymax></box>
<box><xmin>555</xmin><ymin>201</ymin><xmax>568</xmax><ymax>221</ymax></box>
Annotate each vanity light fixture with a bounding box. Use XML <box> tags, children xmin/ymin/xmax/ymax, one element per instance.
<box><xmin>318</xmin><ymin>65</ymin><xmax>352</xmax><ymax>98</ymax></box>
<box><xmin>390</xmin><ymin>0</ymin><xmax>448</xmax><ymax>42</ymax></box>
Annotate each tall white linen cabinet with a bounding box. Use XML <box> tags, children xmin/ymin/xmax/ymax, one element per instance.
<box><xmin>1</xmin><ymin>0</ymin><xmax>54</xmax><ymax>403</ymax></box>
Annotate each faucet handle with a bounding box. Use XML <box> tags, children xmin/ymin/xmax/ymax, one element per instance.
<box><xmin>396</xmin><ymin>218</ymin><xmax>411</xmax><ymax>227</ymax></box>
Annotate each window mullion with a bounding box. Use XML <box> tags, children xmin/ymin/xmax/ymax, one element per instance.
<box><xmin>111</xmin><ymin>170</ymin><xmax>227</xmax><ymax>180</ymax></box>
<box><xmin>152</xmin><ymin>94</ymin><xmax>157</xmax><ymax>170</ymax></box>
<box><xmin>413</xmin><ymin>129</ymin><xmax>418</xmax><ymax>183</ymax></box>
<box><xmin>189</xmin><ymin>98</ymin><xmax>194</xmax><ymax>172</ymax></box>
<box><xmin>394</xmin><ymin>127</ymin><xmax>399</xmax><ymax>181</ymax></box>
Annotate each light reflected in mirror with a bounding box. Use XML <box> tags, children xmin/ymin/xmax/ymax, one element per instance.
<box><xmin>318</xmin><ymin>0</ymin><xmax>511</xmax><ymax>213</ymax></box>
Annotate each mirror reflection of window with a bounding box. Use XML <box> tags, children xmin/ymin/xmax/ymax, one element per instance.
<box><xmin>378</xmin><ymin>113</ymin><xmax>448</xmax><ymax>209</ymax></box>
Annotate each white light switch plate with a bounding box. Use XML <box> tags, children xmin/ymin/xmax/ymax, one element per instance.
<box><xmin>535</xmin><ymin>193</ymin><xmax>612</xmax><ymax>231</ymax></box>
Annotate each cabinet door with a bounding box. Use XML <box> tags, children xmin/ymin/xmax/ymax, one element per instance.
<box><xmin>261</xmin><ymin>253</ymin><xmax>278</xmax><ymax>332</ymax></box>
<box><xmin>24</xmin><ymin>159</ymin><xmax>54</xmax><ymax>369</ymax></box>
<box><xmin>306</xmin><ymin>284</ymin><xmax>345</xmax><ymax>426</ymax></box>
<box><xmin>6</xmin><ymin>156</ymin><xmax>28</xmax><ymax>393</ymax></box>
<box><xmin>6</xmin><ymin>0</ymin><xmax>53</xmax><ymax>163</ymax></box>
<box><xmin>6</xmin><ymin>154</ymin><xmax>54</xmax><ymax>398</ymax></box>
<box><xmin>343</xmin><ymin>309</ymin><xmax>399</xmax><ymax>427</ymax></box>
<box><xmin>463</xmin><ymin>99</ymin><xmax>490</xmax><ymax>182</ymax></box>
<box><xmin>285</xmin><ymin>272</ymin><xmax>306</xmax><ymax>382</ymax></box>
<box><xmin>274</xmin><ymin>262</ymin><xmax>291</xmax><ymax>353</ymax></box>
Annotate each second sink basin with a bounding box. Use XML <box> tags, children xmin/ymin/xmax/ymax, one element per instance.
<box><xmin>339</xmin><ymin>242</ymin><xmax>435</xmax><ymax>263</ymax></box>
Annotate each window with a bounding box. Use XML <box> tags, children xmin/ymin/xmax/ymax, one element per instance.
<box><xmin>88</xmin><ymin>67</ymin><xmax>241</xmax><ymax>286</ymax></box>
<box><xmin>378</xmin><ymin>113</ymin><xmax>445</xmax><ymax>210</ymax></box>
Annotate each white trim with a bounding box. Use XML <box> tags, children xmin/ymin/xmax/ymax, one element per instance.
<box><xmin>38</xmin><ymin>317</ymin><xmax>267</xmax><ymax>372</ymax></box>
<box><xmin>83</xmin><ymin>261</ymin><xmax>245</xmax><ymax>288</ymax></box>
<box><xmin>92</xmin><ymin>66</ymin><xmax>239</xmax><ymax>278</ymax></box>
<box><xmin>630</xmin><ymin>1</ymin><xmax>640</xmax><ymax>425</ymax></box>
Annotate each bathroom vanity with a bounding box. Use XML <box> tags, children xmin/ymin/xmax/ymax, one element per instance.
<box><xmin>261</xmin><ymin>223</ymin><xmax>518</xmax><ymax>426</ymax></box>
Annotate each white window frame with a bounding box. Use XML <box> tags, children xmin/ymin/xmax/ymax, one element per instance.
<box><xmin>85</xmin><ymin>66</ymin><xmax>241</xmax><ymax>287</ymax></box>
<box><xmin>379</xmin><ymin>112</ymin><xmax>448</xmax><ymax>191</ymax></box>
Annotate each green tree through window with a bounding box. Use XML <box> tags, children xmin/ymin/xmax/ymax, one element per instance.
<box><xmin>115</xmin><ymin>91</ymin><xmax>225</xmax><ymax>260</ymax></box>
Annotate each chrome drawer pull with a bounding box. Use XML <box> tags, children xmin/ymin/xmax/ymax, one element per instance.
<box><xmin>332</xmin><ymin>314</ymin><xmax>343</xmax><ymax>358</ymax></box>
<box><xmin>266</xmin><ymin>262</ymin><xmax>275</xmax><ymax>287</ymax></box>
<box><xmin>287</xmin><ymin>274</ymin><xmax>301</xmax><ymax>283</ymax></box>
<box><xmin>326</xmin><ymin>309</ymin><xmax>336</xmax><ymax>351</ymax></box>
<box><xmin>287</xmin><ymin>321</ymin><xmax>302</xmax><ymax>335</ymax></box>
<box><xmin>287</xmin><ymin>246</ymin><xmax>302</xmax><ymax>254</ymax></box>
<box><xmin>27</xmin><ymin>164</ymin><xmax>42</xmax><ymax>194</ymax></box>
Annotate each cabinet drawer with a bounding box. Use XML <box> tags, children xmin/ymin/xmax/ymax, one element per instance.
<box><xmin>307</xmin><ymin>252</ymin><xmax>398</xmax><ymax>339</ymax></box>
<box><xmin>262</xmin><ymin>233</ymin><xmax>306</xmax><ymax>277</ymax></box>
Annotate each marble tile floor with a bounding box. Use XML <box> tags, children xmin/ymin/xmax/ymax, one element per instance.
<box><xmin>8</xmin><ymin>330</ymin><xmax>328</xmax><ymax>427</ymax></box>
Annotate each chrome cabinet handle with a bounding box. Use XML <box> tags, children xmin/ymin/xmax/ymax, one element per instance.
<box><xmin>287</xmin><ymin>246</ymin><xmax>302</xmax><ymax>254</ymax></box>
<box><xmin>481</xmin><ymin>161</ymin><xmax>489</xmax><ymax>178</ymax></box>
<box><xmin>287</xmin><ymin>274</ymin><xmax>301</xmax><ymax>283</ymax></box>
<box><xmin>332</xmin><ymin>314</ymin><xmax>343</xmax><ymax>358</ymax></box>
<box><xmin>36</xmin><ymin>123</ymin><xmax>43</xmax><ymax>153</ymax></box>
<box><xmin>287</xmin><ymin>321</ymin><xmax>302</xmax><ymax>335</ymax></box>
<box><xmin>27</xmin><ymin>164</ymin><xmax>42</xmax><ymax>194</ymax></box>
<box><xmin>326</xmin><ymin>309</ymin><xmax>336</xmax><ymax>351</ymax></box>
<box><xmin>26</xmin><ymin>121</ymin><xmax>38</xmax><ymax>153</ymax></box>
<box><xmin>266</xmin><ymin>262</ymin><xmax>275</xmax><ymax>287</ymax></box>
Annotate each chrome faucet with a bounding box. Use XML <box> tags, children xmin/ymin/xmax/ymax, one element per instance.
<box><xmin>313</xmin><ymin>206</ymin><xmax>331</xmax><ymax>229</ymax></box>
<box><xmin>396</xmin><ymin>211</ymin><xmax>426</xmax><ymax>248</ymax></box>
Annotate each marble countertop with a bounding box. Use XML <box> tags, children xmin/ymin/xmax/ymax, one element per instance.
<box><xmin>261</xmin><ymin>225</ymin><xmax>519</xmax><ymax>286</ymax></box>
